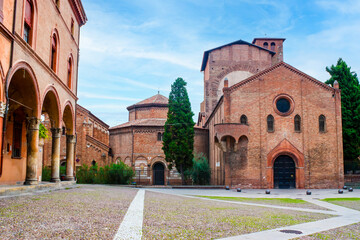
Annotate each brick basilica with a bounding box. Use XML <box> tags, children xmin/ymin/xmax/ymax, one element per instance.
<box><xmin>197</xmin><ymin>38</ymin><xmax>343</xmax><ymax>189</ymax></box>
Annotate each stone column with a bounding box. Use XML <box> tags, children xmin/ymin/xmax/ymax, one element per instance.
<box><xmin>25</xmin><ymin>117</ymin><xmax>40</xmax><ymax>185</ymax></box>
<box><xmin>50</xmin><ymin>128</ymin><xmax>61</xmax><ymax>182</ymax></box>
<box><xmin>64</xmin><ymin>134</ymin><xmax>76</xmax><ymax>181</ymax></box>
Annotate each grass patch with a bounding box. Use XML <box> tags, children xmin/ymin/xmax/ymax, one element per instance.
<box><xmin>196</xmin><ymin>196</ymin><xmax>307</xmax><ymax>204</ymax></box>
<box><xmin>322</xmin><ymin>198</ymin><xmax>360</xmax><ymax>202</ymax></box>
<box><xmin>321</xmin><ymin>198</ymin><xmax>360</xmax><ymax>211</ymax></box>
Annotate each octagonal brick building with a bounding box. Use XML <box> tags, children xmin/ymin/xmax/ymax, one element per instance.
<box><xmin>110</xmin><ymin>93</ymin><xmax>208</xmax><ymax>185</ymax></box>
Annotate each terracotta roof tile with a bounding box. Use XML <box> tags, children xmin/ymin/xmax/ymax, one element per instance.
<box><xmin>135</xmin><ymin>94</ymin><xmax>168</xmax><ymax>105</ymax></box>
<box><xmin>110</xmin><ymin>118</ymin><xmax>166</xmax><ymax>130</ymax></box>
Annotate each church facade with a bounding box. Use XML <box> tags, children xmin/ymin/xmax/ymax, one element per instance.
<box><xmin>197</xmin><ymin>38</ymin><xmax>344</xmax><ymax>189</ymax></box>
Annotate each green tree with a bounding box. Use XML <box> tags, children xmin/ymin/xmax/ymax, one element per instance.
<box><xmin>326</xmin><ymin>58</ymin><xmax>360</xmax><ymax>172</ymax></box>
<box><xmin>190</xmin><ymin>153</ymin><xmax>211</xmax><ymax>185</ymax></box>
<box><xmin>162</xmin><ymin>77</ymin><xmax>195</xmax><ymax>184</ymax></box>
<box><xmin>39</xmin><ymin>123</ymin><xmax>49</xmax><ymax>139</ymax></box>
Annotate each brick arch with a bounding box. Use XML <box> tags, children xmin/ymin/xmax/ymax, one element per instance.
<box><xmin>266</xmin><ymin>139</ymin><xmax>305</xmax><ymax>189</ymax></box>
<box><xmin>6</xmin><ymin>60</ymin><xmax>41</xmax><ymax>117</ymax></box>
<box><xmin>41</xmin><ymin>85</ymin><xmax>61</xmax><ymax>128</ymax></box>
<box><xmin>135</xmin><ymin>155</ymin><xmax>147</xmax><ymax>161</ymax></box>
<box><xmin>150</xmin><ymin>156</ymin><xmax>166</xmax><ymax>169</ymax></box>
<box><xmin>122</xmin><ymin>156</ymin><xmax>131</xmax><ymax>167</ymax></box>
<box><xmin>62</xmin><ymin>100</ymin><xmax>75</xmax><ymax>135</ymax></box>
<box><xmin>212</xmin><ymin>62</ymin><xmax>260</xmax><ymax>94</ymax></box>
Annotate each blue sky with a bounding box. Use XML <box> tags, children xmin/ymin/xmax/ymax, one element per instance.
<box><xmin>77</xmin><ymin>0</ymin><xmax>360</xmax><ymax>127</ymax></box>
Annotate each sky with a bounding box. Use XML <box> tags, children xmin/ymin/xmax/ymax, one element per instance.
<box><xmin>77</xmin><ymin>0</ymin><xmax>360</xmax><ymax>127</ymax></box>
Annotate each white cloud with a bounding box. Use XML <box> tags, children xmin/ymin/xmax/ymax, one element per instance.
<box><xmin>78</xmin><ymin>92</ymin><xmax>141</xmax><ymax>102</ymax></box>
<box><xmin>316</xmin><ymin>0</ymin><xmax>360</xmax><ymax>14</ymax></box>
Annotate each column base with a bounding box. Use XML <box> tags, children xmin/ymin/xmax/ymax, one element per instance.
<box><xmin>64</xmin><ymin>176</ymin><xmax>75</xmax><ymax>181</ymax></box>
<box><xmin>24</xmin><ymin>179</ymin><xmax>39</xmax><ymax>185</ymax></box>
<box><xmin>50</xmin><ymin>178</ymin><xmax>61</xmax><ymax>183</ymax></box>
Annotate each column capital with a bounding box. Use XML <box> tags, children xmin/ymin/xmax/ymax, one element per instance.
<box><xmin>50</xmin><ymin>128</ymin><xmax>62</xmax><ymax>138</ymax></box>
<box><xmin>66</xmin><ymin>134</ymin><xmax>76</xmax><ymax>144</ymax></box>
<box><xmin>0</xmin><ymin>102</ymin><xmax>7</xmax><ymax>117</ymax></box>
<box><xmin>26</xmin><ymin>117</ymin><xmax>41</xmax><ymax>130</ymax></box>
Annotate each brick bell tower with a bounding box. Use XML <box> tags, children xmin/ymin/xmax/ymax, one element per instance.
<box><xmin>252</xmin><ymin>38</ymin><xmax>285</xmax><ymax>64</ymax></box>
<box><xmin>199</xmin><ymin>38</ymin><xmax>286</xmax><ymax>125</ymax></box>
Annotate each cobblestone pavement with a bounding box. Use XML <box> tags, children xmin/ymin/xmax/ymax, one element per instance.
<box><xmin>0</xmin><ymin>185</ymin><xmax>138</xmax><ymax>239</ymax></box>
<box><xmin>1</xmin><ymin>186</ymin><xmax>359</xmax><ymax>239</ymax></box>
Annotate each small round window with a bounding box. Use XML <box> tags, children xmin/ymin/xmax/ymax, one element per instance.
<box><xmin>276</xmin><ymin>98</ymin><xmax>290</xmax><ymax>113</ymax></box>
<box><xmin>273</xmin><ymin>94</ymin><xmax>295</xmax><ymax>116</ymax></box>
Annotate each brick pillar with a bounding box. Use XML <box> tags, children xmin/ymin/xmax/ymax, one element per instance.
<box><xmin>65</xmin><ymin>134</ymin><xmax>76</xmax><ymax>181</ymax></box>
<box><xmin>25</xmin><ymin>117</ymin><xmax>40</xmax><ymax>185</ymax></box>
<box><xmin>223</xmin><ymin>78</ymin><xmax>231</xmax><ymax>123</ymax></box>
<box><xmin>334</xmin><ymin>81</ymin><xmax>344</xmax><ymax>187</ymax></box>
<box><xmin>50</xmin><ymin>128</ymin><xmax>61</xmax><ymax>182</ymax></box>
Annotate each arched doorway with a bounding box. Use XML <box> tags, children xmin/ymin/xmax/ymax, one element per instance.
<box><xmin>274</xmin><ymin>155</ymin><xmax>296</xmax><ymax>189</ymax></box>
<box><xmin>153</xmin><ymin>162</ymin><xmax>164</xmax><ymax>185</ymax></box>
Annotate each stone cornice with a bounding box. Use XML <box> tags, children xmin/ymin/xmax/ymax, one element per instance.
<box><xmin>229</xmin><ymin>61</ymin><xmax>335</xmax><ymax>93</ymax></box>
<box><xmin>0</xmin><ymin>22</ymin><xmax>14</xmax><ymax>41</ymax></box>
<box><xmin>86</xmin><ymin>135</ymin><xmax>109</xmax><ymax>150</ymax></box>
<box><xmin>127</xmin><ymin>103</ymin><xmax>168</xmax><ymax>111</ymax></box>
<box><xmin>68</xmin><ymin>0</ymin><xmax>87</xmax><ymax>27</ymax></box>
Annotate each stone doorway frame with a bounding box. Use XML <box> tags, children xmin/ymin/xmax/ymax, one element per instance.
<box><xmin>267</xmin><ymin>139</ymin><xmax>305</xmax><ymax>189</ymax></box>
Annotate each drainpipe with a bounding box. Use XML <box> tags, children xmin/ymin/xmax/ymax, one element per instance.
<box><xmin>0</xmin><ymin>0</ymin><xmax>17</xmax><ymax>177</ymax></box>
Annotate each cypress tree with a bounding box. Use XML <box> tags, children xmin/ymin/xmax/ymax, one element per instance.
<box><xmin>325</xmin><ymin>58</ymin><xmax>360</xmax><ymax>172</ymax></box>
<box><xmin>162</xmin><ymin>77</ymin><xmax>195</xmax><ymax>184</ymax></box>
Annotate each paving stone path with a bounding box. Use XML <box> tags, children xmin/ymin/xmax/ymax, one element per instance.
<box><xmin>115</xmin><ymin>188</ymin><xmax>360</xmax><ymax>240</ymax></box>
<box><xmin>114</xmin><ymin>189</ymin><xmax>145</xmax><ymax>240</ymax></box>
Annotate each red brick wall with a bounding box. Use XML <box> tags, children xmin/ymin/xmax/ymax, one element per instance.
<box><xmin>204</xmin><ymin>44</ymin><xmax>274</xmax><ymax>117</ymax></box>
<box><xmin>208</xmin><ymin>63</ymin><xmax>343</xmax><ymax>189</ymax></box>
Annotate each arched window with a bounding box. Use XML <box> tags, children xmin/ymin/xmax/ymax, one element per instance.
<box><xmin>263</xmin><ymin>42</ymin><xmax>268</xmax><ymax>49</ymax></box>
<box><xmin>270</xmin><ymin>42</ymin><xmax>276</xmax><ymax>51</ymax></box>
<box><xmin>157</xmin><ymin>132</ymin><xmax>163</xmax><ymax>141</ymax></box>
<box><xmin>70</xmin><ymin>18</ymin><xmax>74</xmax><ymax>36</ymax></box>
<box><xmin>23</xmin><ymin>0</ymin><xmax>33</xmax><ymax>44</ymax></box>
<box><xmin>267</xmin><ymin>114</ymin><xmax>274</xmax><ymax>132</ymax></box>
<box><xmin>319</xmin><ymin>115</ymin><xmax>326</xmax><ymax>132</ymax></box>
<box><xmin>67</xmin><ymin>57</ymin><xmax>73</xmax><ymax>89</ymax></box>
<box><xmin>240</xmin><ymin>115</ymin><xmax>248</xmax><ymax>125</ymax></box>
<box><xmin>51</xmin><ymin>34</ymin><xmax>57</xmax><ymax>72</ymax></box>
<box><xmin>91</xmin><ymin>160</ymin><xmax>96</xmax><ymax>166</ymax></box>
<box><xmin>294</xmin><ymin>115</ymin><xmax>301</xmax><ymax>132</ymax></box>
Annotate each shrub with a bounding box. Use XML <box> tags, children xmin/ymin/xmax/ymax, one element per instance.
<box><xmin>42</xmin><ymin>166</ymin><xmax>51</xmax><ymax>181</ymax></box>
<box><xmin>76</xmin><ymin>162</ymin><xmax>134</xmax><ymax>184</ymax></box>
<box><xmin>190</xmin><ymin>153</ymin><xmax>211</xmax><ymax>185</ymax></box>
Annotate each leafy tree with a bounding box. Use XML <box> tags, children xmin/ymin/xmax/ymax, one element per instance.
<box><xmin>39</xmin><ymin>123</ymin><xmax>49</xmax><ymax>139</ymax></box>
<box><xmin>190</xmin><ymin>153</ymin><xmax>211</xmax><ymax>185</ymax></box>
<box><xmin>326</xmin><ymin>58</ymin><xmax>360</xmax><ymax>172</ymax></box>
<box><xmin>162</xmin><ymin>77</ymin><xmax>195</xmax><ymax>184</ymax></box>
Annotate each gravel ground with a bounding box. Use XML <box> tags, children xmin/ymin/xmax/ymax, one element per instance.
<box><xmin>195</xmin><ymin>196</ymin><xmax>328</xmax><ymax>210</ymax></box>
<box><xmin>0</xmin><ymin>185</ymin><xmax>137</xmax><ymax>239</ymax></box>
<box><xmin>297</xmin><ymin>222</ymin><xmax>360</xmax><ymax>240</ymax></box>
<box><xmin>143</xmin><ymin>191</ymin><xmax>331</xmax><ymax>240</ymax></box>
